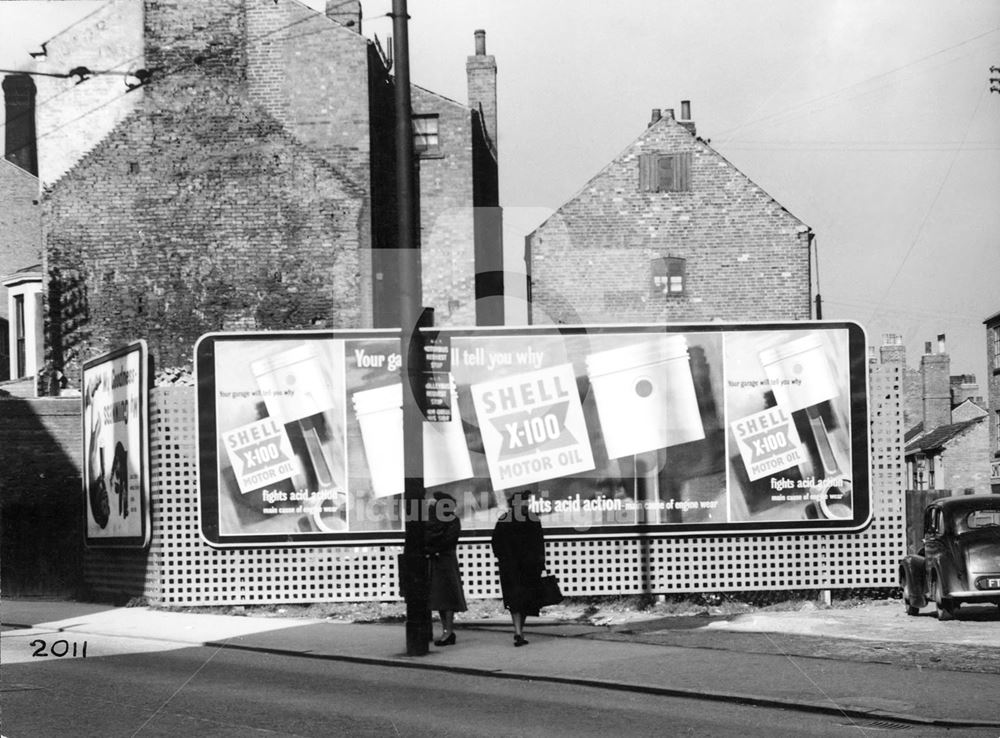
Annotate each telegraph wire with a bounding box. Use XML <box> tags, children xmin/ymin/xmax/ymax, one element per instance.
<box><xmin>715</xmin><ymin>25</ymin><xmax>1000</xmax><ymax>141</ymax></box>
<box><xmin>0</xmin><ymin>2</ymin><xmax>360</xmax><ymax>150</ymax></box>
<box><xmin>865</xmin><ymin>82</ymin><xmax>989</xmax><ymax>328</ymax></box>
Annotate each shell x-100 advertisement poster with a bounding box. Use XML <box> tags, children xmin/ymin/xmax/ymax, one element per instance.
<box><xmin>195</xmin><ymin>323</ymin><xmax>870</xmax><ymax>547</ymax></box>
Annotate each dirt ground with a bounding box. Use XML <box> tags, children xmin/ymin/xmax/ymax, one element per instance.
<box><xmin>164</xmin><ymin>590</ymin><xmax>898</xmax><ymax>625</ymax></box>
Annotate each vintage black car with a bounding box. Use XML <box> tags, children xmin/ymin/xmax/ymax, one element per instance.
<box><xmin>899</xmin><ymin>494</ymin><xmax>1000</xmax><ymax>620</ymax></box>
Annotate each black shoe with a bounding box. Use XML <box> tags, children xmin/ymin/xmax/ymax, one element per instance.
<box><xmin>434</xmin><ymin>632</ymin><xmax>456</xmax><ymax>646</ymax></box>
<box><xmin>514</xmin><ymin>635</ymin><xmax>528</xmax><ymax>647</ymax></box>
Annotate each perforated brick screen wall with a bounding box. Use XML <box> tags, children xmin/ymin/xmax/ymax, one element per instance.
<box><xmin>84</xmin><ymin>356</ymin><xmax>904</xmax><ymax>605</ymax></box>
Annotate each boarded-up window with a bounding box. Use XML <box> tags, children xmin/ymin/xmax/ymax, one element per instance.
<box><xmin>639</xmin><ymin>153</ymin><xmax>691</xmax><ymax>192</ymax></box>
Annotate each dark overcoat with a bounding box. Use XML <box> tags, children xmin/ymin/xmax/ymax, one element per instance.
<box><xmin>425</xmin><ymin>508</ymin><xmax>467</xmax><ymax>613</ymax></box>
<box><xmin>491</xmin><ymin>510</ymin><xmax>545</xmax><ymax>616</ymax></box>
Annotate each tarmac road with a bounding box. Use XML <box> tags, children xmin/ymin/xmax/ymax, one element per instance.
<box><xmin>2</xmin><ymin>597</ymin><xmax>999</xmax><ymax>731</ymax></box>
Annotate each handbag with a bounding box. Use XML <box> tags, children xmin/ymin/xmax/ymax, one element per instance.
<box><xmin>536</xmin><ymin>570</ymin><xmax>563</xmax><ymax>607</ymax></box>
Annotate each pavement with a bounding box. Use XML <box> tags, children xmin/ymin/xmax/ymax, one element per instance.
<box><xmin>2</xmin><ymin>598</ymin><xmax>999</xmax><ymax>730</ymax></box>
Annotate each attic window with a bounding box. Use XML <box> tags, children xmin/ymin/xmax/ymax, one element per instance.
<box><xmin>651</xmin><ymin>256</ymin><xmax>685</xmax><ymax>296</ymax></box>
<box><xmin>413</xmin><ymin>114</ymin><xmax>440</xmax><ymax>157</ymax></box>
<box><xmin>639</xmin><ymin>152</ymin><xmax>691</xmax><ymax>192</ymax></box>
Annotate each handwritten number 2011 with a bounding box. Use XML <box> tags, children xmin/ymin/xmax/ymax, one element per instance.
<box><xmin>30</xmin><ymin>639</ymin><xmax>87</xmax><ymax>658</ymax></box>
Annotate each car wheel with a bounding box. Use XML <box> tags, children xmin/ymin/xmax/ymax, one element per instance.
<box><xmin>900</xmin><ymin>573</ymin><xmax>919</xmax><ymax>616</ymax></box>
<box><xmin>932</xmin><ymin>576</ymin><xmax>956</xmax><ymax>621</ymax></box>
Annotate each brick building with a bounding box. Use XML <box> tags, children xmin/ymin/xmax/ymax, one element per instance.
<box><xmin>3</xmin><ymin>0</ymin><xmax>500</xmax><ymax>387</ymax></box>
<box><xmin>0</xmin><ymin>157</ymin><xmax>41</xmax><ymax>385</ymax></box>
<box><xmin>526</xmin><ymin>104</ymin><xmax>813</xmax><ymax>325</ymax></box>
<box><xmin>903</xmin><ymin>335</ymin><xmax>991</xmax><ymax>495</ymax></box>
<box><xmin>1</xmin><ymin>73</ymin><xmax>43</xmax><ymax>385</ymax></box>
<box><xmin>986</xmin><ymin>310</ymin><xmax>1000</xmax><ymax>492</ymax></box>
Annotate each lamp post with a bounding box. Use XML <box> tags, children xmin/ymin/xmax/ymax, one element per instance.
<box><xmin>392</xmin><ymin>0</ymin><xmax>431</xmax><ymax>657</ymax></box>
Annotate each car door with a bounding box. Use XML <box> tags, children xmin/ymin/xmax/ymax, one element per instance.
<box><xmin>922</xmin><ymin>506</ymin><xmax>946</xmax><ymax>593</ymax></box>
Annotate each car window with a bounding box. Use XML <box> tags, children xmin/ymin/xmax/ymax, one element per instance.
<box><xmin>966</xmin><ymin>509</ymin><xmax>1000</xmax><ymax>529</ymax></box>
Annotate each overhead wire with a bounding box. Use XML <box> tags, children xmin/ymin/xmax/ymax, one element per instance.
<box><xmin>0</xmin><ymin>0</ymin><xmax>363</xmax><ymax>147</ymax></box>
<box><xmin>865</xmin><ymin>81</ymin><xmax>990</xmax><ymax>328</ymax></box>
<box><xmin>715</xmin><ymin>24</ymin><xmax>1000</xmax><ymax>142</ymax></box>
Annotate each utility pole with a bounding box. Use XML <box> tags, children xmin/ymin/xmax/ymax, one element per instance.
<box><xmin>392</xmin><ymin>0</ymin><xmax>431</xmax><ymax>657</ymax></box>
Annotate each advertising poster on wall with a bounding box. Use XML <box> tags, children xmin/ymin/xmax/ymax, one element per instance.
<box><xmin>82</xmin><ymin>340</ymin><xmax>151</xmax><ymax>548</ymax></box>
<box><xmin>195</xmin><ymin>322</ymin><xmax>869</xmax><ymax>547</ymax></box>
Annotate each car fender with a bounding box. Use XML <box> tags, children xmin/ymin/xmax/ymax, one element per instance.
<box><xmin>900</xmin><ymin>555</ymin><xmax>927</xmax><ymax>606</ymax></box>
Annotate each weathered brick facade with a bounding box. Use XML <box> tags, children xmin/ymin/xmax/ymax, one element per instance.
<box><xmin>528</xmin><ymin>109</ymin><xmax>811</xmax><ymax>325</ymax></box>
<box><xmin>32</xmin><ymin>0</ymin><xmax>499</xmax><ymax>382</ymax></box>
<box><xmin>0</xmin><ymin>160</ymin><xmax>41</xmax><ymax>375</ymax></box>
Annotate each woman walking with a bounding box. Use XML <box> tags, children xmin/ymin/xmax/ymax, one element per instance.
<box><xmin>425</xmin><ymin>492</ymin><xmax>467</xmax><ymax>646</ymax></box>
<box><xmin>491</xmin><ymin>489</ymin><xmax>546</xmax><ymax>646</ymax></box>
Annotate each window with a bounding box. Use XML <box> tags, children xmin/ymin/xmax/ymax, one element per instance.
<box><xmin>0</xmin><ymin>319</ymin><xmax>8</xmax><ymax>381</ymax></box>
<box><xmin>651</xmin><ymin>256</ymin><xmax>685</xmax><ymax>296</ymax></box>
<box><xmin>993</xmin><ymin>326</ymin><xmax>1000</xmax><ymax>372</ymax></box>
<box><xmin>14</xmin><ymin>294</ymin><xmax>25</xmax><ymax>378</ymax></box>
<box><xmin>413</xmin><ymin>114</ymin><xmax>440</xmax><ymax>156</ymax></box>
<box><xmin>967</xmin><ymin>509</ymin><xmax>1000</xmax><ymax>529</ymax></box>
<box><xmin>639</xmin><ymin>153</ymin><xmax>692</xmax><ymax>192</ymax></box>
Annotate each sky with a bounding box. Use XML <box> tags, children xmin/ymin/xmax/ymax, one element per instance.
<box><xmin>2</xmin><ymin>0</ymin><xmax>999</xmax><ymax>384</ymax></box>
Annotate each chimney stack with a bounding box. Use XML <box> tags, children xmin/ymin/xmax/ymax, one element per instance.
<box><xmin>678</xmin><ymin>100</ymin><xmax>696</xmax><ymax>136</ymax></box>
<box><xmin>3</xmin><ymin>75</ymin><xmax>38</xmax><ymax>176</ymax></box>
<box><xmin>467</xmin><ymin>30</ymin><xmax>497</xmax><ymax>151</ymax></box>
<box><xmin>920</xmin><ymin>335</ymin><xmax>951</xmax><ymax>430</ymax></box>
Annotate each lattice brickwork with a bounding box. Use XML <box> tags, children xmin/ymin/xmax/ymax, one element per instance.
<box><xmin>84</xmin><ymin>355</ymin><xmax>905</xmax><ymax>605</ymax></box>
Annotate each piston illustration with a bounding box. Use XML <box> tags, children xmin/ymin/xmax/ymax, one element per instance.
<box><xmin>586</xmin><ymin>336</ymin><xmax>705</xmax><ymax>459</ymax></box>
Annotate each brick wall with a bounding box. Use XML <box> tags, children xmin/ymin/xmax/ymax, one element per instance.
<box><xmin>0</xmin><ymin>397</ymin><xmax>83</xmax><ymax>596</ymax></box>
<box><xmin>940</xmin><ymin>418</ymin><xmax>991</xmax><ymax>494</ymax></box>
<box><xmin>528</xmin><ymin>115</ymin><xmax>810</xmax><ymax>325</ymax></box>
<box><xmin>0</xmin><ymin>161</ymin><xmax>40</xmax><ymax>324</ymax></box>
<box><xmin>986</xmin><ymin>318</ymin><xmax>1000</xmax><ymax>490</ymax></box>
<box><xmin>42</xmin><ymin>0</ymin><xmax>368</xmax><ymax>382</ymax></box>
<box><xmin>32</xmin><ymin>0</ymin><xmax>144</xmax><ymax>190</ymax></box>
<box><xmin>413</xmin><ymin>86</ymin><xmax>478</xmax><ymax>327</ymax></box>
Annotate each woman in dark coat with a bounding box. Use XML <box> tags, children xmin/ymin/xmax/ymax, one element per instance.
<box><xmin>491</xmin><ymin>489</ymin><xmax>546</xmax><ymax>646</ymax></box>
<box><xmin>425</xmin><ymin>492</ymin><xmax>467</xmax><ymax>646</ymax></box>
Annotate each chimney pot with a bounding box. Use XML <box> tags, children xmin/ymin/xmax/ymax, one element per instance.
<box><xmin>663</xmin><ymin>108</ymin><xmax>675</xmax><ymax>120</ymax></box>
<box><xmin>474</xmin><ymin>29</ymin><xmax>486</xmax><ymax>55</ymax></box>
<box><xmin>649</xmin><ymin>108</ymin><xmax>661</xmax><ymax>126</ymax></box>
<box><xmin>680</xmin><ymin>100</ymin><xmax>691</xmax><ymax>120</ymax></box>
<box><xmin>937</xmin><ymin>333</ymin><xmax>946</xmax><ymax>354</ymax></box>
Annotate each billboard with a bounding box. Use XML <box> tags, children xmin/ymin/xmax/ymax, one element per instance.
<box><xmin>82</xmin><ymin>340</ymin><xmax>151</xmax><ymax>547</ymax></box>
<box><xmin>195</xmin><ymin>322</ymin><xmax>870</xmax><ymax>547</ymax></box>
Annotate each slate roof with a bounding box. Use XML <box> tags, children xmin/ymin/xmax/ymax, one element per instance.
<box><xmin>904</xmin><ymin>416</ymin><xmax>985</xmax><ymax>456</ymax></box>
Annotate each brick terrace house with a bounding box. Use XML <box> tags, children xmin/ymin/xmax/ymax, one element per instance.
<box><xmin>1</xmin><ymin>73</ymin><xmax>43</xmax><ymax>388</ymax></box>
<box><xmin>0</xmin><ymin>158</ymin><xmax>41</xmax><ymax>389</ymax></box>
<box><xmin>903</xmin><ymin>335</ymin><xmax>990</xmax><ymax>495</ymax></box>
<box><xmin>526</xmin><ymin>104</ymin><xmax>814</xmax><ymax>325</ymax></box>
<box><xmin>3</xmin><ymin>0</ymin><xmax>500</xmax><ymax>389</ymax></box>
